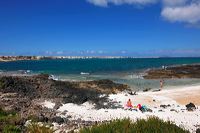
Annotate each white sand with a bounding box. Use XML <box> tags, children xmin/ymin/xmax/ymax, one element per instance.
<box><xmin>42</xmin><ymin>100</ymin><xmax>55</xmax><ymax>109</ymax></box>
<box><xmin>42</xmin><ymin>85</ymin><xmax>200</xmax><ymax>133</ymax></box>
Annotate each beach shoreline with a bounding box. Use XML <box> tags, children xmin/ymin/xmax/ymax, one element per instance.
<box><xmin>0</xmin><ymin>73</ymin><xmax>200</xmax><ymax>132</ymax></box>
<box><xmin>41</xmin><ymin>84</ymin><xmax>200</xmax><ymax>133</ymax></box>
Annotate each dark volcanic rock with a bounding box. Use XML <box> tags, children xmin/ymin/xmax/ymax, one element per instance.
<box><xmin>196</xmin><ymin>128</ymin><xmax>200</xmax><ymax>133</ymax></box>
<box><xmin>0</xmin><ymin>74</ymin><xmax>129</xmax><ymax>107</ymax></box>
<box><xmin>170</xmin><ymin>109</ymin><xmax>178</xmax><ymax>113</ymax></box>
<box><xmin>186</xmin><ymin>102</ymin><xmax>196</xmax><ymax>111</ymax></box>
<box><xmin>51</xmin><ymin>116</ymin><xmax>64</xmax><ymax>124</ymax></box>
<box><xmin>0</xmin><ymin>74</ymin><xmax>130</xmax><ymax>132</ymax></box>
<box><xmin>143</xmin><ymin>88</ymin><xmax>151</xmax><ymax>92</ymax></box>
<box><xmin>144</xmin><ymin>64</ymin><xmax>200</xmax><ymax>79</ymax></box>
<box><xmin>160</xmin><ymin>104</ymin><xmax>171</xmax><ymax>108</ymax></box>
<box><xmin>128</xmin><ymin>91</ymin><xmax>137</xmax><ymax>95</ymax></box>
<box><xmin>0</xmin><ymin>74</ymin><xmax>130</xmax><ymax>122</ymax></box>
<box><xmin>146</xmin><ymin>108</ymin><xmax>153</xmax><ymax>112</ymax></box>
<box><xmin>53</xmin><ymin>102</ymin><xmax>63</xmax><ymax>110</ymax></box>
<box><xmin>38</xmin><ymin>113</ymin><xmax>48</xmax><ymax>122</ymax></box>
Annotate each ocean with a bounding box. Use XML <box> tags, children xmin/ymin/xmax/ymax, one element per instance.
<box><xmin>1</xmin><ymin>57</ymin><xmax>200</xmax><ymax>90</ymax></box>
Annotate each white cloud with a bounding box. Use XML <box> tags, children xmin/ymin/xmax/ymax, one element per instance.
<box><xmin>87</xmin><ymin>0</ymin><xmax>108</xmax><ymax>7</ymax></box>
<box><xmin>86</xmin><ymin>0</ymin><xmax>200</xmax><ymax>26</ymax></box>
<box><xmin>161</xmin><ymin>2</ymin><xmax>200</xmax><ymax>24</ymax></box>
<box><xmin>162</xmin><ymin>0</ymin><xmax>188</xmax><ymax>6</ymax></box>
<box><xmin>87</xmin><ymin>0</ymin><xmax>157</xmax><ymax>7</ymax></box>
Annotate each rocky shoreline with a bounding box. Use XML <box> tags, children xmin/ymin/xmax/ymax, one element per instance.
<box><xmin>143</xmin><ymin>64</ymin><xmax>200</xmax><ymax>79</ymax></box>
<box><xmin>0</xmin><ymin>74</ymin><xmax>129</xmax><ymax>132</ymax></box>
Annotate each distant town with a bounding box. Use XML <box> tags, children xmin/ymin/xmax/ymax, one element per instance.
<box><xmin>0</xmin><ymin>56</ymin><xmax>139</xmax><ymax>62</ymax></box>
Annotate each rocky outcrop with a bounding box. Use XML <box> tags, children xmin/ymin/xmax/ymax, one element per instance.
<box><xmin>186</xmin><ymin>103</ymin><xmax>196</xmax><ymax>111</ymax></box>
<box><xmin>143</xmin><ymin>64</ymin><xmax>200</xmax><ymax>79</ymax></box>
<box><xmin>196</xmin><ymin>128</ymin><xmax>200</xmax><ymax>133</ymax></box>
<box><xmin>0</xmin><ymin>74</ymin><xmax>129</xmax><ymax>111</ymax></box>
<box><xmin>0</xmin><ymin>74</ymin><xmax>130</xmax><ymax>132</ymax></box>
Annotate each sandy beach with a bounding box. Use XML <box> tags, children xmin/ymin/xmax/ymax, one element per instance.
<box><xmin>42</xmin><ymin>85</ymin><xmax>200</xmax><ymax>133</ymax></box>
<box><xmin>1</xmin><ymin>73</ymin><xmax>200</xmax><ymax>132</ymax></box>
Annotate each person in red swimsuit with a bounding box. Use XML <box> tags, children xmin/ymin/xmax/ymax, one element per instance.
<box><xmin>126</xmin><ymin>99</ymin><xmax>133</xmax><ymax>108</ymax></box>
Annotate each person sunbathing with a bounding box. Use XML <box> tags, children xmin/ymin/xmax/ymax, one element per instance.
<box><xmin>137</xmin><ymin>104</ymin><xmax>147</xmax><ymax>112</ymax></box>
<box><xmin>126</xmin><ymin>99</ymin><xmax>133</xmax><ymax>108</ymax></box>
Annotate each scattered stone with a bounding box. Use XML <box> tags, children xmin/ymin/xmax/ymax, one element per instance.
<box><xmin>196</xmin><ymin>128</ymin><xmax>200</xmax><ymax>133</ymax></box>
<box><xmin>143</xmin><ymin>88</ymin><xmax>151</xmax><ymax>92</ymax></box>
<box><xmin>54</xmin><ymin>102</ymin><xmax>63</xmax><ymax>110</ymax></box>
<box><xmin>170</xmin><ymin>109</ymin><xmax>178</xmax><ymax>113</ymax></box>
<box><xmin>146</xmin><ymin>108</ymin><xmax>153</xmax><ymax>112</ymax></box>
<box><xmin>186</xmin><ymin>103</ymin><xmax>196</xmax><ymax>111</ymax></box>
<box><xmin>160</xmin><ymin>104</ymin><xmax>170</xmax><ymax>108</ymax></box>
<box><xmin>128</xmin><ymin>91</ymin><xmax>137</xmax><ymax>95</ymax></box>
<box><xmin>67</xmin><ymin>115</ymin><xmax>72</xmax><ymax>119</ymax></box>
<box><xmin>38</xmin><ymin>114</ymin><xmax>48</xmax><ymax>122</ymax></box>
<box><xmin>52</xmin><ymin>116</ymin><xmax>64</xmax><ymax>124</ymax></box>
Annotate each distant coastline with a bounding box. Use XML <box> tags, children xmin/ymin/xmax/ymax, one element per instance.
<box><xmin>0</xmin><ymin>56</ymin><xmax>158</xmax><ymax>62</ymax></box>
<box><xmin>1</xmin><ymin>55</ymin><xmax>200</xmax><ymax>62</ymax></box>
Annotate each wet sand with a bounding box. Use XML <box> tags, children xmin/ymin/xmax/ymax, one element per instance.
<box><xmin>141</xmin><ymin>85</ymin><xmax>200</xmax><ymax>106</ymax></box>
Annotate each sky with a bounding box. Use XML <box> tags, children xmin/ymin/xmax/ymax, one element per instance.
<box><xmin>0</xmin><ymin>0</ymin><xmax>200</xmax><ymax>57</ymax></box>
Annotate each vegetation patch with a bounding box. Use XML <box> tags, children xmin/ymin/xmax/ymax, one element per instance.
<box><xmin>0</xmin><ymin>80</ymin><xmax>4</xmax><ymax>89</ymax></box>
<box><xmin>0</xmin><ymin>108</ymin><xmax>18</xmax><ymax>122</ymax></box>
<box><xmin>26</xmin><ymin>122</ymin><xmax>55</xmax><ymax>133</ymax></box>
<box><xmin>0</xmin><ymin>108</ymin><xmax>21</xmax><ymax>133</ymax></box>
<box><xmin>2</xmin><ymin>125</ymin><xmax>21</xmax><ymax>133</ymax></box>
<box><xmin>79</xmin><ymin>117</ymin><xmax>189</xmax><ymax>133</ymax></box>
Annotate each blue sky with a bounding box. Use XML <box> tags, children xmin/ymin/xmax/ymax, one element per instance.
<box><xmin>0</xmin><ymin>0</ymin><xmax>200</xmax><ymax>56</ymax></box>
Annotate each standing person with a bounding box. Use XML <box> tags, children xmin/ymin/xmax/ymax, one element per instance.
<box><xmin>160</xmin><ymin>79</ymin><xmax>164</xmax><ymax>90</ymax></box>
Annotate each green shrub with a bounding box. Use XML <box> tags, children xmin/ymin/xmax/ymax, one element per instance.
<box><xmin>79</xmin><ymin>117</ymin><xmax>189</xmax><ymax>133</ymax></box>
<box><xmin>2</xmin><ymin>125</ymin><xmax>21</xmax><ymax>133</ymax></box>
<box><xmin>0</xmin><ymin>108</ymin><xmax>22</xmax><ymax>133</ymax></box>
<box><xmin>26</xmin><ymin>122</ymin><xmax>55</xmax><ymax>133</ymax></box>
<box><xmin>27</xmin><ymin>115</ymin><xmax>39</xmax><ymax>122</ymax></box>
<box><xmin>0</xmin><ymin>108</ymin><xmax>17</xmax><ymax>122</ymax></box>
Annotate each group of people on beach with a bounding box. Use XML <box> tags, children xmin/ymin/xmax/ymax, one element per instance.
<box><xmin>126</xmin><ymin>79</ymin><xmax>164</xmax><ymax>112</ymax></box>
<box><xmin>126</xmin><ymin>99</ymin><xmax>148</xmax><ymax>112</ymax></box>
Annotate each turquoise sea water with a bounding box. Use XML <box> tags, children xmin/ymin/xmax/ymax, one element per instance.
<box><xmin>1</xmin><ymin>57</ymin><xmax>200</xmax><ymax>90</ymax></box>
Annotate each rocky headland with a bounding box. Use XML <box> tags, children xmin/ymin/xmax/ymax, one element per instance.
<box><xmin>143</xmin><ymin>64</ymin><xmax>200</xmax><ymax>79</ymax></box>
